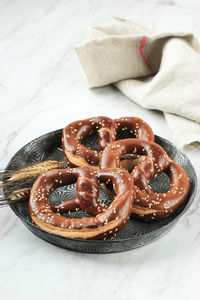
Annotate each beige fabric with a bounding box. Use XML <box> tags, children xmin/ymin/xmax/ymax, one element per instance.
<box><xmin>75</xmin><ymin>16</ymin><xmax>200</xmax><ymax>150</ymax></box>
<box><xmin>165</xmin><ymin>113</ymin><xmax>200</xmax><ymax>150</ymax></box>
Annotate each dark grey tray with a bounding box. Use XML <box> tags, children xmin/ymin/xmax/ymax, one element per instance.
<box><xmin>6</xmin><ymin>129</ymin><xmax>197</xmax><ymax>253</ymax></box>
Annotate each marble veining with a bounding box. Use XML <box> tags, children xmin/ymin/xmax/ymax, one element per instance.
<box><xmin>0</xmin><ymin>0</ymin><xmax>200</xmax><ymax>299</ymax></box>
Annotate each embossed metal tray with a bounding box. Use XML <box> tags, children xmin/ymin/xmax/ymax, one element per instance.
<box><xmin>6</xmin><ymin>129</ymin><xmax>197</xmax><ymax>253</ymax></box>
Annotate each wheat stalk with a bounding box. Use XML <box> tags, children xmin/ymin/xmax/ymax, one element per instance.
<box><xmin>0</xmin><ymin>160</ymin><xmax>68</xmax><ymax>207</ymax></box>
<box><xmin>9</xmin><ymin>187</ymin><xmax>31</xmax><ymax>201</ymax></box>
<box><xmin>0</xmin><ymin>187</ymin><xmax>31</xmax><ymax>206</ymax></box>
<box><xmin>6</xmin><ymin>160</ymin><xmax>66</xmax><ymax>182</ymax></box>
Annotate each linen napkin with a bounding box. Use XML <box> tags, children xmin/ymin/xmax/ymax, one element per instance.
<box><xmin>75</xmin><ymin>16</ymin><xmax>200</xmax><ymax>150</ymax></box>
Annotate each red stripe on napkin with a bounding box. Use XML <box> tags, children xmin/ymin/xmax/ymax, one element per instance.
<box><xmin>139</xmin><ymin>35</ymin><xmax>154</xmax><ymax>75</ymax></box>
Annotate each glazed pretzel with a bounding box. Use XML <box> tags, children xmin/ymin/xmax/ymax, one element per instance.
<box><xmin>62</xmin><ymin>116</ymin><xmax>116</xmax><ymax>169</ymax></box>
<box><xmin>132</xmin><ymin>160</ymin><xmax>190</xmax><ymax>220</ymax></box>
<box><xmin>114</xmin><ymin>117</ymin><xmax>154</xmax><ymax>142</ymax></box>
<box><xmin>62</xmin><ymin>116</ymin><xmax>154</xmax><ymax>169</ymax></box>
<box><xmin>100</xmin><ymin>139</ymin><xmax>190</xmax><ymax>220</ymax></box>
<box><xmin>50</xmin><ymin>168</ymin><xmax>105</xmax><ymax>216</ymax></box>
<box><xmin>29</xmin><ymin>167</ymin><xmax>134</xmax><ymax>240</ymax></box>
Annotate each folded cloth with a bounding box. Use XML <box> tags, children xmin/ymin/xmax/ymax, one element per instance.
<box><xmin>75</xmin><ymin>16</ymin><xmax>200</xmax><ymax>150</ymax></box>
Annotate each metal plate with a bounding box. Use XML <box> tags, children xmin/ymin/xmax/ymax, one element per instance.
<box><xmin>6</xmin><ymin>129</ymin><xmax>197</xmax><ymax>253</ymax></box>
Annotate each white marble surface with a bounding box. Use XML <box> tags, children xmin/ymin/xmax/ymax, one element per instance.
<box><xmin>145</xmin><ymin>0</ymin><xmax>200</xmax><ymax>9</ymax></box>
<box><xmin>0</xmin><ymin>1</ymin><xmax>200</xmax><ymax>299</ymax></box>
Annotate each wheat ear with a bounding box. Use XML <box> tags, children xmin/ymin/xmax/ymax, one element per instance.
<box><xmin>6</xmin><ymin>160</ymin><xmax>66</xmax><ymax>182</ymax></box>
<box><xmin>0</xmin><ymin>160</ymin><xmax>68</xmax><ymax>207</ymax></box>
<box><xmin>0</xmin><ymin>187</ymin><xmax>31</xmax><ymax>207</ymax></box>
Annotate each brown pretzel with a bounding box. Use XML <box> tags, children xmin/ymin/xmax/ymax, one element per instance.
<box><xmin>100</xmin><ymin>139</ymin><xmax>190</xmax><ymax>220</ymax></box>
<box><xmin>62</xmin><ymin>116</ymin><xmax>154</xmax><ymax>169</ymax></box>
<box><xmin>29</xmin><ymin>167</ymin><xmax>134</xmax><ymax>240</ymax></box>
<box><xmin>114</xmin><ymin>117</ymin><xmax>154</xmax><ymax>142</ymax></box>
<box><xmin>132</xmin><ymin>160</ymin><xmax>190</xmax><ymax>220</ymax></box>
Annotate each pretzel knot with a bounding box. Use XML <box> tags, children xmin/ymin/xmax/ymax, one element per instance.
<box><xmin>62</xmin><ymin>116</ymin><xmax>154</xmax><ymax>169</ymax></box>
<box><xmin>29</xmin><ymin>167</ymin><xmax>134</xmax><ymax>240</ymax></box>
<box><xmin>100</xmin><ymin>139</ymin><xmax>190</xmax><ymax>220</ymax></box>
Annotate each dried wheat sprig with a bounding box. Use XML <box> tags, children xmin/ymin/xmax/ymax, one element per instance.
<box><xmin>0</xmin><ymin>160</ymin><xmax>68</xmax><ymax>207</ymax></box>
<box><xmin>0</xmin><ymin>187</ymin><xmax>31</xmax><ymax>207</ymax></box>
<box><xmin>6</xmin><ymin>160</ymin><xmax>67</xmax><ymax>182</ymax></box>
<box><xmin>8</xmin><ymin>187</ymin><xmax>31</xmax><ymax>201</ymax></box>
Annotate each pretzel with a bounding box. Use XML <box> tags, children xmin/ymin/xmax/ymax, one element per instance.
<box><xmin>62</xmin><ymin>117</ymin><xmax>115</xmax><ymax>169</ymax></box>
<box><xmin>29</xmin><ymin>167</ymin><xmax>134</xmax><ymax>240</ymax></box>
<box><xmin>114</xmin><ymin>117</ymin><xmax>154</xmax><ymax>142</ymax></box>
<box><xmin>100</xmin><ymin>139</ymin><xmax>190</xmax><ymax>220</ymax></box>
<box><xmin>62</xmin><ymin>116</ymin><xmax>154</xmax><ymax>169</ymax></box>
<box><xmin>132</xmin><ymin>160</ymin><xmax>190</xmax><ymax>220</ymax></box>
